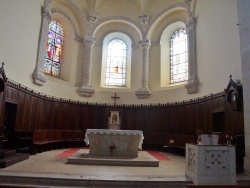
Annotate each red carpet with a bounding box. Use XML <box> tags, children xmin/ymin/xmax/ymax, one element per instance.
<box><xmin>145</xmin><ymin>150</ymin><xmax>170</xmax><ymax>161</ymax></box>
<box><xmin>56</xmin><ymin>148</ymin><xmax>170</xmax><ymax>161</ymax></box>
<box><xmin>56</xmin><ymin>148</ymin><xmax>81</xmax><ymax>157</ymax></box>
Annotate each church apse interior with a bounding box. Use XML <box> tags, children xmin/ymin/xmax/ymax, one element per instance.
<box><xmin>1</xmin><ymin>0</ymin><xmax>250</xmax><ymax>187</ymax></box>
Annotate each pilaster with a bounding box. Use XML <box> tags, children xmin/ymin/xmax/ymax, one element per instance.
<box><xmin>135</xmin><ymin>39</ymin><xmax>151</xmax><ymax>99</ymax></box>
<box><xmin>80</xmin><ymin>36</ymin><xmax>96</xmax><ymax>97</ymax></box>
<box><xmin>32</xmin><ymin>5</ymin><xmax>51</xmax><ymax>86</ymax></box>
<box><xmin>185</xmin><ymin>17</ymin><xmax>199</xmax><ymax>94</ymax></box>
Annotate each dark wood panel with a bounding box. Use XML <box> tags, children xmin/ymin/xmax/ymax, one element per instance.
<box><xmin>0</xmin><ymin>92</ymin><xmax>4</xmax><ymax>127</ymax></box>
<box><xmin>5</xmin><ymin>87</ymin><xmax>18</xmax><ymax>103</ymax></box>
<box><xmin>1</xmin><ymin>83</ymin><xmax>244</xmax><ymax>145</ymax></box>
<box><xmin>15</xmin><ymin>92</ymin><xmax>25</xmax><ymax>130</ymax></box>
<box><xmin>30</xmin><ymin>97</ymin><xmax>39</xmax><ymax>130</ymax></box>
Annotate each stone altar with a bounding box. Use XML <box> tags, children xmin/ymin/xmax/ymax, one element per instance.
<box><xmin>84</xmin><ymin>129</ymin><xmax>144</xmax><ymax>157</ymax></box>
<box><xmin>185</xmin><ymin>143</ymin><xmax>236</xmax><ymax>185</ymax></box>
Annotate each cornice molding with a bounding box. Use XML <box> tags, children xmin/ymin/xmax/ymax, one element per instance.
<box><xmin>7</xmin><ymin>79</ymin><xmax>224</xmax><ymax>107</ymax></box>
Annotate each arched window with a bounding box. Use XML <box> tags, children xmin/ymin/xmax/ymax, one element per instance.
<box><xmin>105</xmin><ymin>39</ymin><xmax>127</xmax><ymax>87</ymax></box>
<box><xmin>170</xmin><ymin>28</ymin><xmax>188</xmax><ymax>84</ymax></box>
<box><xmin>44</xmin><ymin>20</ymin><xmax>64</xmax><ymax>77</ymax></box>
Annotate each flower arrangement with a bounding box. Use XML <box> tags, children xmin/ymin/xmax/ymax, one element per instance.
<box><xmin>225</xmin><ymin>134</ymin><xmax>233</xmax><ymax>146</ymax></box>
<box><xmin>109</xmin><ymin>144</ymin><xmax>116</xmax><ymax>156</ymax></box>
<box><xmin>196</xmin><ymin>129</ymin><xmax>203</xmax><ymax>145</ymax></box>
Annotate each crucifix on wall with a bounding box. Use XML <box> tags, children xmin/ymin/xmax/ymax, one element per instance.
<box><xmin>111</xmin><ymin>93</ymin><xmax>120</xmax><ymax>110</ymax></box>
<box><xmin>109</xmin><ymin>93</ymin><xmax>121</xmax><ymax>130</ymax></box>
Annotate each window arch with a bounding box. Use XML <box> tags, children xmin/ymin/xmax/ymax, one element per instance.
<box><xmin>160</xmin><ymin>22</ymin><xmax>187</xmax><ymax>88</ymax></box>
<box><xmin>170</xmin><ymin>28</ymin><xmax>188</xmax><ymax>84</ymax></box>
<box><xmin>101</xmin><ymin>32</ymin><xmax>132</xmax><ymax>89</ymax></box>
<box><xmin>105</xmin><ymin>39</ymin><xmax>127</xmax><ymax>87</ymax></box>
<box><xmin>44</xmin><ymin>20</ymin><xmax>64</xmax><ymax>77</ymax></box>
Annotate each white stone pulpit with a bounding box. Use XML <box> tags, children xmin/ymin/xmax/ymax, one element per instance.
<box><xmin>185</xmin><ymin>143</ymin><xmax>236</xmax><ymax>185</ymax></box>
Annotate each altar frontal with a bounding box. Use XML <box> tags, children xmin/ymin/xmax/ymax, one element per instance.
<box><xmin>84</xmin><ymin>129</ymin><xmax>144</xmax><ymax>157</ymax></box>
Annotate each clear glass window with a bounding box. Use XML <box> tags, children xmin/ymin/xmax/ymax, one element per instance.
<box><xmin>105</xmin><ymin>39</ymin><xmax>127</xmax><ymax>87</ymax></box>
<box><xmin>170</xmin><ymin>29</ymin><xmax>188</xmax><ymax>84</ymax></box>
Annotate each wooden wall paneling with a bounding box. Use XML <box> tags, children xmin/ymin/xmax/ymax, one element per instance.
<box><xmin>125</xmin><ymin>107</ymin><xmax>135</xmax><ymax>130</ymax></box>
<box><xmin>179</xmin><ymin>105</ymin><xmax>186</xmax><ymax>134</ymax></box>
<box><xmin>35</xmin><ymin>99</ymin><xmax>52</xmax><ymax>130</ymax></box>
<box><xmin>22</xmin><ymin>94</ymin><xmax>33</xmax><ymax>130</ymax></box>
<box><xmin>193</xmin><ymin>104</ymin><xmax>200</xmax><ymax>133</ymax></box>
<box><xmin>30</xmin><ymin>96</ymin><xmax>39</xmax><ymax>130</ymax></box>
<box><xmin>205</xmin><ymin>101</ymin><xmax>213</xmax><ymax>132</ymax></box>
<box><xmin>36</xmin><ymin>99</ymin><xmax>45</xmax><ymax>129</ymax></box>
<box><xmin>44</xmin><ymin>100</ymin><xmax>53</xmax><ymax>129</ymax></box>
<box><xmin>136</xmin><ymin>107</ymin><xmax>146</xmax><ymax>131</ymax></box>
<box><xmin>91</xmin><ymin>106</ymin><xmax>97</xmax><ymax>129</ymax></box>
<box><xmin>62</xmin><ymin>103</ymin><xmax>70</xmax><ymax>130</ymax></box>
<box><xmin>138</xmin><ymin>107</ymin><xmax>148</xmax><ymax>132</ymax></box>
<box><xmin>121</xmin><ymin>107</ymin><xmax>128</xmax><ymax>130</ymax></box>
<box><xmin>5</xmin><ymin>87</ymin><xmax>18</xmax><ymax>103</ymax></box>
<box><xmin>68</xmin><ymin>104</ymin><xmax>80</xmax><ymax>130</ymax></box>
<box><xmin>182</xmin><ymin>105</ymin><xmax>190</xmax><ymax>135</ymax></box>
<box><xmin>0</xmin><ymin>91</ymin><xmax>5</xmax><ymax>127</ymax></box>
<box><xmin>156</xmin><ymin>107</ymin><xmax>163</xmax><ymax>133</ymax></box>
<box><xmin>52</xmin><ymin>102</ymin><xmax>66</xmax><ymax>130</ymax></box>
<box><xmin>185</xmin><ymin>105</ymin><xmax>194</xmax><ymax>134</ymax></box>
<box><xmin>148</xmin><ymin>107</ymin><xmax>157</xmax><ymax>133</ymax></box>
<box><xmin>162</xmin><ymin>106</ymin><xmax>171</xmax><ymax>134</ymax></box>
<box><xmin>100</xmin><ymin>106</ymin><xmax>108</xmax><ymax>129</ymax></box>
<box><xmin>91</xmin><ymin>106</ymin><xmax>104</xmax><ymax>129</ymax></box>
<box><xmin>55</xmin><ymin>102</ymin><xmax>67</xmax><ymax>130</ymax></box>
<box><xmin>196</xmin><ymin>103</ymin><xmax>204</xmax><ymax>135</ymax></box>
<box><xmin>78</xmin><ymin>105</ymin><xmax>89</xmax><ymax>130</ymax></box>
<box><xmin>15</xmin><ymin>92</ymin><xmax>25</xmax><ymax>130</ymax></box>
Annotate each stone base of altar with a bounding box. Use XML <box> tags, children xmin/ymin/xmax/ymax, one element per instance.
<box><xmin>84</xmin><ymin>129</ymin><xmax>144</xmax><ymax>157</ymax></box>
<box><xmin>67</xmin><ymin>149</ymin><xmax>159</xmax><ymax>167</ymax></box>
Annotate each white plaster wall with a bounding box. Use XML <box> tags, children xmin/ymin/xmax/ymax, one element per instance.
<box><xmin>0</xmin><ymin>0</ymin><xmax>43</xmax><ymax>90</ymax></box>
<box><xmin>195</xmin><ymin>0</ymin><xmax>242</xmax><ymax>93</ymax></box>
<box><xmin>0</xmin><ymin>0</ymin><xmax>243</xmax><ymax>105</ymax></box>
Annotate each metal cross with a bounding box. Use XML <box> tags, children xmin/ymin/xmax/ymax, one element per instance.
<box><xmin>111</xmin><ymin>93</ymin><xmax>120</xmax><ymax>109</ymax></box>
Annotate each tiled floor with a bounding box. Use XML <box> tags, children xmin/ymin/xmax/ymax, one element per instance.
<box><xmin>0</xmin><ymin>149</ymin><xmax>186</xmax><ymax>177</ymax></box>
<box><xmin>0</xmin><ymin>149</ymin><xmax>249</xmax><ymax>187</ymax></box>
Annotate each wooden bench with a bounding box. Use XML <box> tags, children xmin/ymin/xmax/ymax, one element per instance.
<box><xmin>163</xmin><ymin>134</ymin><xmax>196</xmax><ymax>155</ymax></box>
<box><xmin>143</xmin><ymin>133</ymin><xmax>196</xmax><ymax>155</ymax></box>
<box><xmin>31</xmin><ymin>129</ymin><xmax>85</xmax><ymax>154</ymax></box>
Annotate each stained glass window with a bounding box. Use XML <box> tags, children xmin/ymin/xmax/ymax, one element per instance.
<box><xmin>44</xmin><ymin>20</ymin><xmax>64</xmax><ymax>77</ymax></box>
<box><xmin>105</xmin><ymin>39</ymin><xmax>127</xmax><ymax>87</ymax></box>
<box><xmin>170</xmin><ymin>28</ymin><xmax>188</xmax><ymax>84</ymax></box>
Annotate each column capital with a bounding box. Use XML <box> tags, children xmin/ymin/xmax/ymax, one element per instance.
<box><xmin>185</xmin><ymin>76</ymin><xmax>199</xmax><ymax>94</ymax></box>
<box><xmin>42</xmin><ymin>7</ymin><xmax>52</xmax><ymax>22</ymax></box>
<box><xmin>80</xmin><ymin>85</ymin><xmax>95</xmax><ymax>97</ymax></box>
<box><xmin>186</xmin><ymin>17</ymin><xmax>196</xmax><ymax>30</ymax></box>
<box><xmin>139</xmin><ymin>39</ymin><xmax>151</xmax><ymax>49</ymax></box>
<box><xmin>135</xmin><ymin>87</ymin><xmax>150</xmax><ymax>99</ymax></box>
<box><xmin>84</xmin><ymin>36</ymin><xmax>96</xmax><ymax>46</ymax></box>
<box><xmin>32</xmin><ymin>68</ymin><xmax>47</xmax><ymax>86</ymax></box>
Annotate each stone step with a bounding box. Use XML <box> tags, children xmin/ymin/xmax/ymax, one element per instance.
<box><xmin>0</xmin><ymin>149</ymin><xmax>16</xmax><ymax>159</ymax></box>
<box><xmin>0</xmin><ymin>153</ymin><xmax>29</xmax><ymax>168</ymax></box>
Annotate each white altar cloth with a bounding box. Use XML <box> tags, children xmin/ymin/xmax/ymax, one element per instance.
<box><xmin>84</xmin><ymin>129</ymin><xmax>144</xmax><ymax>149</ymax></box>
<box><xmin>84</xmin><ymin>129</ymin><xmax>144</xmax><ymax>157</ymax></box>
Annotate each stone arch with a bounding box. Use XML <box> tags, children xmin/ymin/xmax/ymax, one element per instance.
<box><xmin>96</xmin><ymin>30</ymin><xmax>138</xmax><ymax>48</ymax></box>
<box><xmin>50</xmin><ymin>8</ymin><xmax>83</xmax><ymax>41</ymax></box>
<box><xmin>91</xmin><ymin>16</ymin><xmax>143</xmax><ymax>40</ymax></box>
